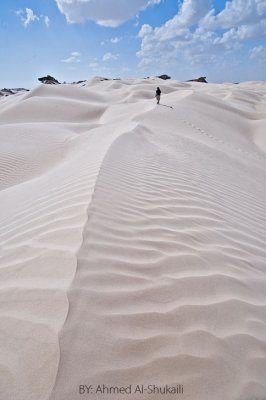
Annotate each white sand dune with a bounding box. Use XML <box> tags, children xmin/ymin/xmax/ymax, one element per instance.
<box><xmin>0</xmin><ymin>78</ymin><xmax>266</xmax><ymax>400</ymax></box>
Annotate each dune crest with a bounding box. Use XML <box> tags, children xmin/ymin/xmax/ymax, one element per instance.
<box><xmin>0</xmin><ymin>79</ymin><xmax>266</xmax><ymax>400</ymax></box>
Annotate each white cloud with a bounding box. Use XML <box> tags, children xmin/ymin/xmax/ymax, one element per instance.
<box><xmin>102</xmin><ymin>52</ymin><xmax>119</xmax><ymax>61</ymax></box>
<box><xmin>16</xmin><ymin>8</ymin><xmax>39</xmax><ymax>27</ymax></box>
<box><xmin>110</xmin><ymin>37</ymin><xmax>121</xmax><ymax>44</ymax></box>
<box><xmin>16</xmin><ymin>8</ymin><xmax>50</xmax><ymax>28</ymax></box>
<box><xmin>62</xmin><ymin>51</ymin><xmax>81</xmax><ymax>63</ymax></box>
<box><xmin>137</xmin><ymin>0</ymin><xmax>266</xmax><ymax>69</ymax></box>
<box><xmin>249</xmin><ymin>45</ymin><xmax>266</xmax><ymax>59</ymax></box>
<box><xmin>138</xmin><ymin>24</ymin><xmax>153</xmax><ymax>38</ymax></box>
<box><xmin>174</xmin><ymin>0</ymin><xmax>213</xmax><ymax>26</ymax></box>
<box><xmin>202</xmin><ymin>0</ymin><xmax>266</xmax><ymax>29</ymax></box>
<box><xmin>44</xmin><ymin>16</ymin><xmax>50</xmax><ymax>27</ymax></box>
<box><xmin>55</xmin><ymin>0</ymin><xmax>161</xmax><ymax>27</ymax></box>
<box><xmin>215</xmin><ymin>20</ymin><xmax>266</xmax><ymax>46</ymax></box>
<box><xmin>257</xmin><ymin>1</ymin><xmax>266</xmax><ymax>16</ymax></box>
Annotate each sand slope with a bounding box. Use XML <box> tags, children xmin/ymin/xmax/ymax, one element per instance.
<box><xmin>0</xmin><ymin>78</ymin><xmax>266</xmax><ymax>400</ymax></box>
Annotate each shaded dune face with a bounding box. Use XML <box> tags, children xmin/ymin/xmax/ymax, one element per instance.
<box><xmin>0</xmin><ymin>79</ymin><xmax>266</xmax><ymax>400</ymax></box>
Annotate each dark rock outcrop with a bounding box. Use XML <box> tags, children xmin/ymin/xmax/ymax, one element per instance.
<box><xmin>0</xmin><ymin>88</ymin><xmax>15</xmax><ymax>95</ymax></box>
<box><xmin>0</xmin><ymin>88</ymin><xmax>29</xmax><ymax>97</ymax></box>
<box><xmin>187</xmin><ymin>77</ymin><xmax>208</xmax><ymax>83</ymax></box>
<box><xmin>157</xmin><ymin>74</ymin><xmax>171</xmax><ymax>80</ymax></box>
<box><xmin>38</xmin><ymin>75</ymin><xmax>60</xmax><ymax>85</ymax></box>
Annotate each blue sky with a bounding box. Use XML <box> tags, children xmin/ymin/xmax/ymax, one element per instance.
<box><xmin>0</xmin><ymin>0</ymin><xmax>265</xmax><ymax>88</ymax></box>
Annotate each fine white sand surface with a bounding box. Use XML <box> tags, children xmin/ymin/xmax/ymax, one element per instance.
<box><xmin>0</xmin><ymin>78</ymin><xmax>266</xmax><ymax>400</ymax></box>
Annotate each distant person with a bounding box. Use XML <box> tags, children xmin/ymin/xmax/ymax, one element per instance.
<box><xmin>155</xmin><ymin>87</ymin><xmax>161</xmax><ymax>104</ymax></box>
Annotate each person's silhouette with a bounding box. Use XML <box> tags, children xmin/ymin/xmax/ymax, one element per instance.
<box><xmin>155</xmin><ymin>87</ymin><xmax>161</xmax><ymax>104</ymax></box>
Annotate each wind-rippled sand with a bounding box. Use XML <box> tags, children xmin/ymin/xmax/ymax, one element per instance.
<box><xmin>0</xmin><ymin>78</ymin><xmax>266</xmax><ymax>400</ymax></box>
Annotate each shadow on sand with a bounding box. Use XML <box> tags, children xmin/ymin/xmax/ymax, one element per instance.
<box><xmin>158</xmin><ymin>103</ymin><xmax>174</xmax><ymax>109</ymax></box>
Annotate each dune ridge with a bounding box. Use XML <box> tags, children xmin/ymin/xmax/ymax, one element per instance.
<box><xmin>0</xmin><ymin>78</ymin><xmax>266</xmax><ymax>400</ymax></box>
